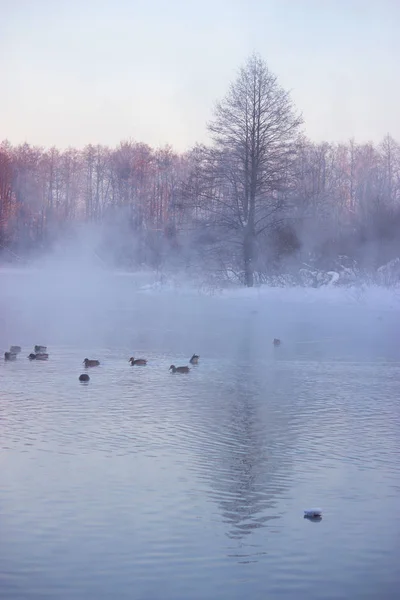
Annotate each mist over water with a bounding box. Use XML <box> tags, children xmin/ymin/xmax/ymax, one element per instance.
<box><xmin>1</xmin><ymin>244</ymin><xmax>400</xmax><ymax>599</ymax></box>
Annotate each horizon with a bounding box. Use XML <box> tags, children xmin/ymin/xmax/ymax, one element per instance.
<box><xmin>1</xmin><ymin>0</ymin><xmax>400</xmax><ymax>152</ymax></box>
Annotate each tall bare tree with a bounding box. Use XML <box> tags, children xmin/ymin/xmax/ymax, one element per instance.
<box><xmin>206</xmin><ymin>53</ymin><xmax>303</xmax><ymax>286</ymax></box>
<box><xmin>0</xmin><ymin>143</ymin><xmax>15</xmax><ymax>248</ymax></box>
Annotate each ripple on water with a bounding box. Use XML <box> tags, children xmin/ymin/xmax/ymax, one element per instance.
<box><xmin>1</xmin><ymin>337</ymin><xmax>400</xmax><ymax>599</ymax></box>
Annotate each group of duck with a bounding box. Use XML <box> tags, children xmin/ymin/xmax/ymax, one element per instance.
<box><xmin>4</xmin><ymin>345</ymin><xmax>48</xmax><ymax>361</ymax></box>
<box><xmin>5</xmin><ymin>339</ymin><xmax>282</xmax><ymax>382</ymax></box>
<box><xmin>81</xmin><ymin>344</ymin><xmax>282</xmax><ymax>381</ymax></box>
<box><xmin>77</xmin><ymin>354</ymin><xmax>200</xmax><ymax>381</ymax></box>
<box><xmin>78</xmin><ymin>353</ymin><xmax>200</xmax><ymax>382</ymax></box>
<box><xmin>3</xmin><ymin>346</ymin><xmax>200</xmax><ymax>382</ymax></box>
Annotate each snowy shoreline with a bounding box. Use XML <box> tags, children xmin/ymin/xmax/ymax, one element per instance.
<box><xmin>2</xmin><ymin>265</ymin><xmax>399</xmax><ymax>312</ymax></box>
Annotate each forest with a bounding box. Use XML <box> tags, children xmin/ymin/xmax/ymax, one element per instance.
<box><xmin>1</xmin><ymin>55</ymin><xmax>400</xmax><ymax>287</ymax></box>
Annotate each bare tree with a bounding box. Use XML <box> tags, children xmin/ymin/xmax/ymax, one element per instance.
<box><xmin>206</xmin><ymin>53</ymin><xmax>303</xmax><ymax>286</ymax></box>
<box><xmin>3</xmin><ymin>105</ymin><xmax>400</xmax><ymax>280</ymax></box>
<box><xmin>0</xmin><ymin>142</ymin><xmax>15</xmax><ymax>248</ymax></box>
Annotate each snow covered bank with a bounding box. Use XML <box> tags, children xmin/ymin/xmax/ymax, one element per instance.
<box><xmin>1</xmin><ymin>264</ymin><xmax>400</xmax><ymax>312</ymax></box>
<box><xmin>134</xmin><ymin>272</ymin><xmax>400</xmax><ymax>311</ymax></box>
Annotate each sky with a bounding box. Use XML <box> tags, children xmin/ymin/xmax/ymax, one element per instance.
<box><xmin>1</xmin><ymin>0</ymin><xmax>399</xmax><ymax>152</ymax></box>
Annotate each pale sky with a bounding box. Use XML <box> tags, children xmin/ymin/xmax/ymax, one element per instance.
<box><xmin>1</xmin><ymin>0</ymin><xmax>399</xmax><ymax>152</ymax></box>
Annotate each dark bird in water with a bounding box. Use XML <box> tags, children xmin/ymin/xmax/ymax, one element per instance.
<box><xmin>169</xmin><ymin>365</ymin><xmax>190</xmax><ymax>374</ymax></box>
<box><xmin>129</xmin><ymin>357</ymin><xmax>147</xmax><ymax>366</ymax></box>
<box><xmin>35</xmin><ymin>345</ymin><xmax>47</xmax><ymax>353</ymax></box>
<box><xmin>189</xmin><ymin>354</ymin><xmax>199</xmax><ymax>365</ymax></box>
<box><xmin>4</xmin><ymin>351</ymin><xmax>17</xmax><ymax>361</ymax></box>
<box><xmin>79</xmin><ymin>373</ymin><xmax>90</xmax><ymax>382</ymax></box>
<box><xmin>28</xmin><ymin>353</ymin><xmax>49</xmax><ymax>360</ymax></box>
<box><xmin>273</xmin><ymin>338</ymin><xmax>281</xmax><ymax>346</ymax></box>
<box><xmin>10</xmin><ymin>346</ymin><xmax>21</xmax><ymax>354</ymax></box>
<box><xmin>83</xmin><ymin>358</ymin><xmax>100</xmax><ymax>367</ymax></box>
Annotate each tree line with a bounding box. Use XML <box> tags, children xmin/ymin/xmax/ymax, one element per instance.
<box><xmin>1</xmin><ymin>54</ymin><xmax>400</xmax><ymax>286</ymax></box>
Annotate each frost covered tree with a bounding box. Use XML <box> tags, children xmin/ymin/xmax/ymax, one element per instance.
<box><xmin>206</xmin><ymin>53</ymin><xmax>303</xmax><ymax>286</ymax></box>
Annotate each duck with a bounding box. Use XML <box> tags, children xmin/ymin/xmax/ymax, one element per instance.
<box><xmin>189</xmin><ymin>353</ymin><xmax>200</xmax><ymax>365</ymax></box>
<box><xmin>28</xmin><ymin>352</ymin><xmax>49</xmax><ymax>360</ymax></box>
<box><xmin>273</xmin><ymin>338</ymin><xmax>281</xmax><ymax>346</ymax></box>
<box><xmin>34</xmin><ymin>345</ymin><xmax>47</xmax><ymax>353</ymax></box>
<box><xmin>129</xmin><ymin>357</ymin><xmax>147</xmax><ymax>366</ymax></box>
<box><xmin>169</xmin><ymin>365</ymin><xmax>190</xmax><ymax>374</ymax></box>
<box><xmin>83</xmin><ymin>358</ymin><xmax>100</xmax><ymax>367</ymax></box>
<box><xmin>79</xmin><ymin>373</ymin><xmax>90</xmax><ymax>382</ymax></box>
<box><xmin>4</xmin><ymin>351</ymin><xmax>17</xmax><ymax>361</ymax></box>
<box><xmin>10</xmin><ymin>346</ymin><xmax>21</xmax><ymax>354</ymax></box>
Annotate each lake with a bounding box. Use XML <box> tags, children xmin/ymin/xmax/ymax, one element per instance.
<box><xmin>1</xmin><ymin>268</ymin><xmax>400</xmax><ymax>599</ymax></box>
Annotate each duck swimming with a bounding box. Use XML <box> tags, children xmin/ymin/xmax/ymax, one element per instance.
<box><xmin>273</xmin><ymin>338</ymin><xmax>281</xmax><ymax>346</ymax></box>
<box><xmin>28</xmin><ymin>353</ymin><xmax>49</xmax><ymax>360</ymax></box>
<box><xmin>169</xmin><ymin>365</ymin><xmax>190</xmax><ymax>374</ymax></box>
<box><xmin>79</xmin><ymin>373</ymin><xmax>90</xmax><ymax>382</ymax></box>
<box><xmin>4</xmin><ymin>351</ymin><xmax>17</xmax><ymax>361</ymax></box>
<box><xmin>189</xmin><ymin>354</ymin><xmax>199</xmax><ymax>365</ymax></box>
<box><xmin>10</xmin><ymin>346</ymin><xmax>21</xmax><ymax>354</ymax></box>
<box><xmin>83</xmin><ymin>358</ymin><xmax>100</xmax><ymax>367</ymax></box>
<box><xmin>129</xmin><ymin>357</ymin><xmax>147</xmax><ymax>366</ymax></box>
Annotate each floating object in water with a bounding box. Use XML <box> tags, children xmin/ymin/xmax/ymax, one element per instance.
<box><xmin>304</xmin><ymin>509</ymin><xmax>322</xmax><ymax>519</ymax></box>
<box><xmin>129</xmin><ymin>357</ymin><xmax>147</xmax><ymax>366</ymax></box>
<box><xmin>79</xmin><ymin>373</ymin><xmax>90</xmax><ymax>382</ymax></box>
<box><xmin>169</xmin><ymin>365</ymin><xmax>190</xmax><ymax>374</ymax></box>
<box><xmin>10</xmin><ymin>346</ymin><xmax>21</xmax><ymax>354</ymax></box>
<box><xmin>189</xmin><ymin>353</ymin><xmax>199</xmax><ymax>365</ymax></box>
<box><xmin>34</xmin><ymin>345</ymin><xmax>47</xmax><ymax>353</ymax></box>
<box><xmin>4</xmin><ymin>351</ymin><xmax>17</xmax><ymax>361</ymax></box>
<box><xmin>273</xmin><ymin>338</ymin><xmax>281</xmax><ymax>346</ymax></box>
<box><xmin>28</xmin><ymin>352</ymin><xmax>48</xmax><ymax>360</ymax></box>
<box><xmin>83</xmin><ymin>358</ymin><xmax>100</xmax><ymax>367</ymax></box>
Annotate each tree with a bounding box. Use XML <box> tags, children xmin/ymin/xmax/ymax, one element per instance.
<box><xmin>0</xmin><ymin>143</ymin><xmax>15</xmax><ymax>248</ymax></box>
<box><xmin>206</xmin><ymin>53</ymin><xmax>303</xmax><ymax>286</ymax></box>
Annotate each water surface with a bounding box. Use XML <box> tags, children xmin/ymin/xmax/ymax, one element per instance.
<box><xmin>1</xmin><ymin>269</ymin><xmax>400</xmax><ymax>599</ymax></box>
